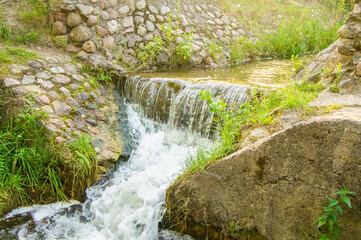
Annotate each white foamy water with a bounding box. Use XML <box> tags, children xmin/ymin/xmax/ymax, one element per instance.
<box><xmin>8</xmin><ymin>104</ymin><xmax>209</xmax><ymax>240</ymax></box>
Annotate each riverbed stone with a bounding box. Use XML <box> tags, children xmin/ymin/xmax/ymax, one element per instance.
<box><xmin>49</xmin><ymin>66</ymin><xmax>65</xmax><ymax>74</ymax></box>
<box><xmin>145</xmin><ymin>21</ymin><xmax>155</xmax><ymax>32</ymax></box>
<box><xmin>36</xmin><ymin>71</ymin><xmax>52</xmax><ymax>80</ymax></box>
<box><xmin>39</xmin><ymin>95</ymin><xmax>51</xmax><ymax>105</ymax></box>
<box><xmin>160</xmin><ymin>5</ymin><xmax>170</xmax><ymax>15</ymax></box>
<box><xmin>37</xmin><ymin>79</ymin><xmax>55</xmax><ymax>90</ymax></box>
<box><xmin>69</xmin><ymin>26</ymin><xmax>92</xmax><ymax>42</ymax></box>
<box><xmin>73</xmin><ymin>74</ymin><xmax>85</xmax><ymax>82</ymax></box>
<box><xmin>47</xmin><ymin>91</ymin><xmax>61</xmax><ymax>100</ymax></box>
<box><xmin>122</xmin><ymin>16</ymin><xmax>134</xmax><ymax>28</ymax></box>
<box><xmin>136</xmin><ymin>0</ymin><xmax>146</xmax><ymax>10</ymax></box>
<box><xmin>22</xmin><ymin>75</ymin><xmax>36</xmax><ymax>85</ymax></box>
<box><xmin>137</xmin><ymin>26</ymin><xmax>147</xmax><ymax>36</ymax></box>
<box><xmin>52</xmin><ymin>21</ymin><xmax>67</xmax><ymax>35</ymax></box>
<box><xmin>103</xmin><ymin>36</ymin><xmax>114</xmax><ymax>50</ymax></box>
<box><xmin>52</xmin><ymin>101</ymin><xmax>72</xmax><ymax>115</ymax></box>
<box><xmin>82</xmin><ymin>40</ymin><xmax>96</xmax><ymax>53</ymax></box>
<box><xmin>53</xmin><ymin>74</ymin><xmax>71</xmax><ymax>84</ymax></box>
<box><xmin>76</xmin><ymin>4</ymin><xmax>94</xmax><ymax>17</ymax></box>
<box><xmin>87</xmin><ymin>15</ymin><xmax>98</xmax><ymax>26</ymax></box>
<box><xmin>119</xmin><ymin>5</ymin><xmax>130</xmax><ymax>15</ymax></box>
<box><xmin>3</xmin><ymin>78</ymin><xmax>20</xmax><ymax>87</ymax></box>
<box><xmin>77</xmin><ymin>91</ymin><xmax>90</xmax><ymax>102</ymax></box>
<box><xmin>67</xmin><ymin>13</ymin><xmax>82</xmax><ymax>27</ymax></box>
<box><xmin>107</xmin><ymin>20</ymin><xmax>119</xmax><ymax>34</ymax></box>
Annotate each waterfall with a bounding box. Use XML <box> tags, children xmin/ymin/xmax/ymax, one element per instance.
<box><xmin>120</xmin><ymin>76</ymin><xmax>251</xmax><ymax>135</ymax></box>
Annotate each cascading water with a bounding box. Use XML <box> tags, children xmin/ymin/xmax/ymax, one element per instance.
<box><xmin>0</xmin><ymin>76</ymin><xmax>251</xmax><ymax>240</ymax></box>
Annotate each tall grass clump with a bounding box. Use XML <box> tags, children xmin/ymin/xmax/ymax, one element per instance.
<box><xmin>183</xmin><ymin>81</ymin><xmax>325</xmax><ymax>174</ymax></box>
<box><xmin>0</xmin><ymin>98</ymin><xmax>65</xmax><ymax>216</ymax></box>
<box><xmin>229</xmin><ymin>0</ymin><xmax>352</xmax><ymax>63</ymax></box>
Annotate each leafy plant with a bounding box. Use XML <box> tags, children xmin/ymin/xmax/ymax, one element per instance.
<box><xmin>206</xmin><ymin>41</ymin><xmax>224</xmax><ymax>63</ymax></box>
<box><xmin>329</xmin><ymin>63</ymin><xmax>343</xmax><ymax>94</ymax></box>
<box><xmin>316</xmin><ymin>187</ymin><xmax>356</xmax><ymax>240</ymax></box>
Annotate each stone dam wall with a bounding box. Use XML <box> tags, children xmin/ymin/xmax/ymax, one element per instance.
<box><xmin>50</xmin><ymin>0</ymin><xmax>246</xmax><ymax>70</ymax></box>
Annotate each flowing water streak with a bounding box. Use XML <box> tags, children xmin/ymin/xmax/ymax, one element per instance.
<box><xmin>3</xmin><ymin>104</ymin><xmax>210</xmax><ymax>240</ymax></box>
<box><xmin>121</xmin><ymin>76</ymin><xmax>251</xmax><ymax>135</ymax></box>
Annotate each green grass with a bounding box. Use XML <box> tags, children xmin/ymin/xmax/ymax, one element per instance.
<box><xmin>183</xmin><ymin>81</ymin><xmax>325</xmax><ymax>175</ymax></box>
<box><xmin>0</xmin><ymin>97</ymin><xmax>65</xmax><ymax>216</ymax></box>
<box><xmin>0</xmin><ymin>47</ymin><xmax>37</xmax><ymax>64</ymax></box>
<box><xmin>228</xmin><ymin>0</ymin><xmax>352</xmax><ymax>63</ymax></box>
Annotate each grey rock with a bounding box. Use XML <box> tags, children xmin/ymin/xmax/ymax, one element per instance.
<box><xmin>101</xmin><ymin>11</ymin><xmax>110</xmax><ymax>21</ymax></box>
<box><xmin>3</xmin><ymin>78</ymin><xmax>20</xmax><ymax>87</ymax></box>
<box><xmin>84</xmin><ymin>82</ymin><xmax>91</xmax><ymax>89</ymax></box>
<box><xmin>69</xmin><ymin>84</ymin><xmax>81</xmax><ymax>91</ymax></box>
<box><xmin>52</xmin><ymin>74</ymin><xmax>71</xmax><ymax>84</ymax></box>
<box><xmin>135</xmin><ymin>16</ymin><xmax>144</xmax><ymax>25</ymax></box>
<box><xmin>107</xmin><ymin>20</ymin><xmax>119</xmax><ymax>34</ymax></box>
<box><xmin>45</xmin><ymin>57</ymin><xmax>58</xmax><ymax>64</ymax></box>
<box><xmin>67</xmin><ymin>13</ymin><xmax>82</xmax><ymax>27</ymax></box>
<box><xmin>69</xmin><ymin>26</ymin><xmax>92</xmax><ymax>42</ymax></box>
<box><xmin>59</xmin><ymin>87</ymin><xmax>71</xmax><ymax>96</ymax></box>
<box><xmin>145</xmin><ymin>21</ymin><xmax>155</xmax><ymax>32</ymax></box>
<box><xmin>73</xmin><ymin>74</ymin><xmax>85</xmax><ymax>82</ymax></box>
<box><xmin>221</xmin><ymin>16</ymin><xmax>230</xmax><ymax>25</ymax></box>
<box><xmin>122</xmin><ymin>16</ymin><xmax>134</xmax><ymax>28</ymax></box>
<box><xmin>214</xmin><ymin>18</ymin><xmax>223</xmax><ymax>25</ymax></box>
<box><xmin>40</xmin><ymin>105</ymin><xmax>54</xmax><ymax>115</ymax></box>
<box><xmin>49</xmin><ymin>66</ymin><xmax>65</xmax><ymax>74</ymax></box>
<box><xmin>149</xmin><ymin>6</ymin><xmax>158</xmax><ymax>14</ymax></box>
<box><xmin>137</xmin><ymin>26</ymin><xmax>147</xmax><ymax>36</ymax></box>
<box><xmin>90</xmin><ymin>91</ymin><xmax>98</xmax><ymax>98</ymax></box>
<box><xmin>64</xmin><ymin>64</ymin><xmax>78</xmax><ymax>74</ymax></box>
<box><xmin>122</xmin><ymin>54</ymin><xmax>137</xmax><ymax>66</ymax></box>
<box><xmin>103</xmin><ymin>36</ymin><xmax>115</xmax><ymax>50</ymax></box>
<box><xmin>47</xmin><ymin>91</ymin><xmax>61</xmax><ymax>100</ymax></box>
<box><xmin>52</xmin><ymin>101</ymin><xmax>72</xmax><ymax>115</ymax></box>
<box><xmin>136</xmin><ymin>0</ymin><xmax>146</xmax><ymax>10</ymax></box>
<box><xmin>37</xmin><ymin>79</ymin><xmax>54</xmax><ymax>90</ymax></box>
<box><xmin>66</xmin><ymin>97</ymin><xmax>79</xmax><ymax>106</ymax></box>
<box><xmin>87</xmin><ymin>15</ymin><xmax>98</xmax><ymax>26</ymax></box>
<box><xmin>36</xmin><ymin>71</ymin><xmax>52</xmax><ymax>79</ymax></box>
<box><xmin>76</xmin><ymin>4</ymin><xmax>94</xmax><ymax>17</ymax></box>
<box><xmin>28</xmin><ymin>61</ymin><xmax>42</xmax><ymax>69</ymax></box>
<box><xmin>22</xmin><ymin>75</ymin><xmax>36</xmax><ymax>85</ymax></box>
<box><xmin>119</xmin><ymin>6</ymin><xmax>130</xmax><ymax>15</ymax></box>
<box><xmin>77</xmin><ymin>91</ymin><xmax>90</xmax><ymax>102</ymax></box>
<box><xmin>160</xmin><ymin>5</ymin><xmax>170</xmax><ymax>15</ymax></box>
<box><xmin>82</xmin><ymin>40</ymin><xmax>97</xmax><ymax>53</ymax></box>
<box><xmin>52</xmin><ymin>21</ymin><xmax>67</xmax><ymax>35</ymax></box>
<box><xmin>156</xmin><ymin>53</ymin><xmax>169</xmax><ymax>64</ymax></box>
<box><xmin>156</xmin><ymin>15</ymin><xmax>164</xmax><ymax>23</ymax></box>
<box><xmin>149</xmin><ymin>15</ymin><xmax>155</xmax><ymax>22</ymax></box>
<box><xmin>86</xmin><ymin>118</ymin><xmax>98</xmax><ymax>126</ymax></box>
<box><xmin>109</xmin><ymin>9</ymin><xmax>119</xmax><ymax>19</ymax></box>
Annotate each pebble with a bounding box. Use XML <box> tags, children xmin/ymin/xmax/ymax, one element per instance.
<box><xmin>53</xmin><ymin>74</ymin><xmax>71</xmax><ymax>84</ymax></box>
<box><xmin>52</xmin><ymin>101</ymin><xmax>72</xmax><ymax>115</ymax></box>
<box><xmin>47</xmin><ymin>91</ymin><xmax>61</xmax><ymax>100</ymax></box>
<box><xmin>22</xmin><ymin>75</ymin><xmax>36</xmax><ymax>85</ymax></box>
<box><xmin>39</xmin><ymin>95</ymin><xmax>51</xmax><ymax>105</ymax></box>
<box><xmin>86</xmin><ymin>118</ymin><xmax>98</xmax><ymax>126</ymax></box>
<box><xmin>3</xmin><ymin>78</ymin><xmax>20</xmax><ymax>87</ymax></box>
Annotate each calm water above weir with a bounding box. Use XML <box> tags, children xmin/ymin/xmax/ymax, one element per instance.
<box><xmin>0</xmin><ymin>59</ymin><xmax>300</xmax><ymax>239</ymax></box>
<box><xmin>133</xmin><ymin>59</ymin><xmax>300</xmax><ymax>88</ymax></box>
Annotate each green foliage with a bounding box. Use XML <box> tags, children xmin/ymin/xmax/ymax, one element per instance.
<box><xmin>183</xmin><ymin>81</ymin><xmax>324</xmax><ymax>174</ymax></box>
<box><xmin>316</xmin><ymin>187</ymin><xmax>356</xmax><ymax>240</ymax></box>
<box><xmin>183</xmin><ymin>90</ymin><xmax>241</xmax><ymax>173</ymax></box>
<box><xmin>291</xmin><ymin>54</ymin><xmax>304</xmax><ymax>72</ymax></box>
<box><xmin>137</xmin><ymin>35</ymin><xmax>165</xmax><ymax>65</ymax></box>
<box><xmin>0</xmin><ymin>47</ymin><xmax>37</xmax><ymax>64</ymax></box>
<box><xmin>230</xmin><ymin>1</ymin><xmax>348</xmax><ymax>63</ymax></box>
<box><xmin>206</xmin><ymin>41</ymin><xmax>224</xmax><ymax>62</ymax></box>
<box><xmin>68</xmin><ymin>135</ymin><xmax>97</xmax><ymax>189</ymax></box>
<box><xmin>0</xmin><ymin>98</ymin><xmax>65</xmax><ymax>215</ymax></box>
<box><xmin>0</xmin><ymin>17</ymin><xmax>41</xmax><ymax>44</ymax></box>
<box><xmin>329</xmin><ymin>63</ymin><xmax>343</xmax><ymax>94</ymax></box>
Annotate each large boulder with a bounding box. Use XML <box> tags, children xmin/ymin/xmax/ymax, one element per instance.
<box><xmin>165</xmin><ymin>113</ymin><xmax>361</xmax><ymax>240</ymax></box>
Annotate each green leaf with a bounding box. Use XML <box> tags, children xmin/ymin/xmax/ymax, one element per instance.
<box><xmin>317</xmin><ymin>220</ymin><xmax>326</xmax><ymax>228</ymax></box>
<box><xmin>341</xmin><ymin>196</ymin><xmax>352</xmax><ymax>208</ymax></box>
<box><xmin>328</xmin><ymin>198</ymin><xmax>339</xmax><ymax>207</ymax></box>
<box><xmin>335</xmin><ymin>205</ymin><xmax>342</xmax><ymax>215</ymax></box>
<box><xmin>333</xmin><ymin>189</ymin><xmax>345</xmax><ymax>196</ymax></box>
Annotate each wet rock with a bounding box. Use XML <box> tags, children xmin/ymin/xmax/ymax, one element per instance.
<box><xmin>53</xmin><ymin>74</ymin><xmax>71</xmax><ymax>84</ymax></box>
<box><xmin>82</xmin><ymin>40</ymin><xmax>96</xmax><ymax>53</ymax></box>
<box><xmin>3</xmin><ymin>78</ymin><xmax>20</xmax><ymax>87</ymax></box>
<box><xmin>22</xmin><ymin>75</ymin><xmax>36</xmax><ymax>85</ymax></box>
<box><xmin>47</xmin><ymin>91</ymin><xmax>61</xmax><ymax>100</ymax></box>
<box><xmin>52</xmin><ymin>21</ymin><xmax>67</xmax><ymax>35</ymax></box>
<box><xmin>67</xmin><ymin>13</ymin><xmax>82</xmax><ymax>27</ymax></box>
<box><xmin>52</xmin><ymin>101</ymin><xmax>72</xmax><ymax>115</ymax></box>
<box><xmin>69</xmin><ymin>26</ymin><xmax>92</xmax><ymax>42</ymax></box>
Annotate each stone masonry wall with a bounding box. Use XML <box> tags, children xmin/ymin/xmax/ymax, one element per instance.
<box><xmin>50</xmin><ymin>0</ymin><xmax>246</xmax><ymax>70</ymax></box>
